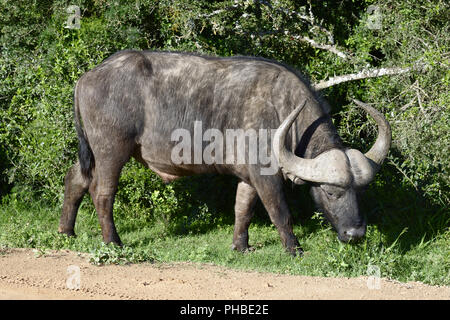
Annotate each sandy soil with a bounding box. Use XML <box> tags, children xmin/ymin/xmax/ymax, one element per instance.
<box><xmin>0</xmin><ymin>248</ymin><xmax>448</xmax><ymax>300</ymax></box>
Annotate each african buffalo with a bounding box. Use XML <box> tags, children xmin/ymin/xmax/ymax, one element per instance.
<box><xmin>59</xmin><ymin>50</ymin><xmax>391</xmax><ymax>256</ymax></box>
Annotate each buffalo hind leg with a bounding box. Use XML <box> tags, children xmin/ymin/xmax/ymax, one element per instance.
<box><xmin>232</xmin><ymin>181</ymin><xmax>258</xmax><ymax>252</ymax></box>
<box><xmin>59</xmin><ymin>161</ymin><xmax>91</xmax><ymax>237</ymax></box>
<box><xmin>88</xmin><ymin>158</ymin><xmax>128</xmax><ymax>246</ymax></box>
<box><xmin>251</xmin><ymin>175</ymin><xmax>303</xmax><ymax>256</ymax></box>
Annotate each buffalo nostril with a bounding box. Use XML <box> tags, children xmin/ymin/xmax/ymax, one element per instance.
<box><xmin>341</xmin><ymin>227</ymin><xmax>366</xmax><ymax>242</ymax></box>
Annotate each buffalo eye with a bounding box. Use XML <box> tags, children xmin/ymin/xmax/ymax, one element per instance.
<box><xmin>325</xmin><ymin>191</ymin><xmax>338</xmax><ymax>199</ymax></box>
<box><xmin>321</xmin><ymin>185</ymin><xmax>345</xmax><ymax>199</ymax></box>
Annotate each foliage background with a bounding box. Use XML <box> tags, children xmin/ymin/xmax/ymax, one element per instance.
<box><xmin>0</xmin><ymin>0</ymin><xmax>448</xmax><ymax>283</ymax></box>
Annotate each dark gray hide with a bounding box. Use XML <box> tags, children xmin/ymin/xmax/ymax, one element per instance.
<box><xmin>59</xmin><ymin>50</ymin><xmax>391</xmax><ymax>255</ymax></box>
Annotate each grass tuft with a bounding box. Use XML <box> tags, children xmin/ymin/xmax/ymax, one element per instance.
<box><xmin>0</xmin><ymin>186</ymin><xmax>448</xmax><ymax>285</ymax></box>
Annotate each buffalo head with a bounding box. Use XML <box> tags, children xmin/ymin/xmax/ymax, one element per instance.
<box><xmin>273</xmin><ymin>99</ymin><xmax>391</xmax><ymax>242</ymax></box>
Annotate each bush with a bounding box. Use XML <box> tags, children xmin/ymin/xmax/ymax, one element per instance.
<box><xmin>338</xmin><ymin>0</ymin><xmax>450</xmax><ymax>206</ymax></box>
<box><xmin>0</xmin><ymin>0</ymin><xmax>448</xmax><ymax>218</ymax></box>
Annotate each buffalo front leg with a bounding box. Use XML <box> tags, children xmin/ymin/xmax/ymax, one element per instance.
<box><xmin>251</xmin><ymin>175</ymin><xmax>303</xmax><ymax>256</ymax></box>
<box><xmin>59</xmin><ymin>161</ymin><xmax>90</xmax><ymax>237</ymax></box>
<box><xmin>231</xmin><ymin>181</ymin><xmax>258</xmax><ymax>252</ymax></box>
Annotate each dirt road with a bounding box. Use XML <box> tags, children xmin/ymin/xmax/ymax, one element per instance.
<box><xmin>0</xmin><ymin>248</ymin><xmax>448</xmax><ymax>300</ymax></box>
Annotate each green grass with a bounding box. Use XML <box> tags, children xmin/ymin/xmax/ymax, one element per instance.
<box><xmin>0</xmin><ymin>182</ymin><xmax>448</xmax><ymax>286</ymax></box>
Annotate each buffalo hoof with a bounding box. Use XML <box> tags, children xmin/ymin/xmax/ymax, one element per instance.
<box><xmin>104</xmin><ymin>240</ymin><xmax>123</xmax><ymax>247</ymax></box>
<box><xmin>103</xmin><ymin>237</ymin><xmax>123</xmax><ymax>247</ymax></box>
<box><xmin>231</xmin><ymin>243</ymin><xmax>255</xmax><ymax>253</ymax></box>
<box><xmin>58</xmin><ymin>227</ymin><xmax>76</xmax><ymax>238</ymax></box>
<box><xmin>287</xmin><ymin>246</ymin><xmax>304</xmax><ymax>257</ymax></box>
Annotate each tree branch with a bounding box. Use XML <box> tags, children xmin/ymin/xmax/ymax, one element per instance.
<box><xmin>199</xmin><ymin>4</ymin><xmax>240</xmax><ymax>18</ymax></box>
<box><xmin>200</xmin><ymin>0</ymin><xmax>336</xmax><ymax>45</ymax></box>
<box><xmin>312</xmin><ymin>66</ymin><xmax>412</xmax><ymax>90</ymax></box>
<box><xmin>289</xmin><ymin>34</ymin><xmax>350</xmax><ymax>60</ymax></box>
<box><xmin>255</xmin><ymin>0</ymin><xmax>335</xmax><ymax>44</ymax></box>
<box><xmin>244</xmin><ymin>29</ymin><xmax>351</xmax><ymax>60</ymax></box>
